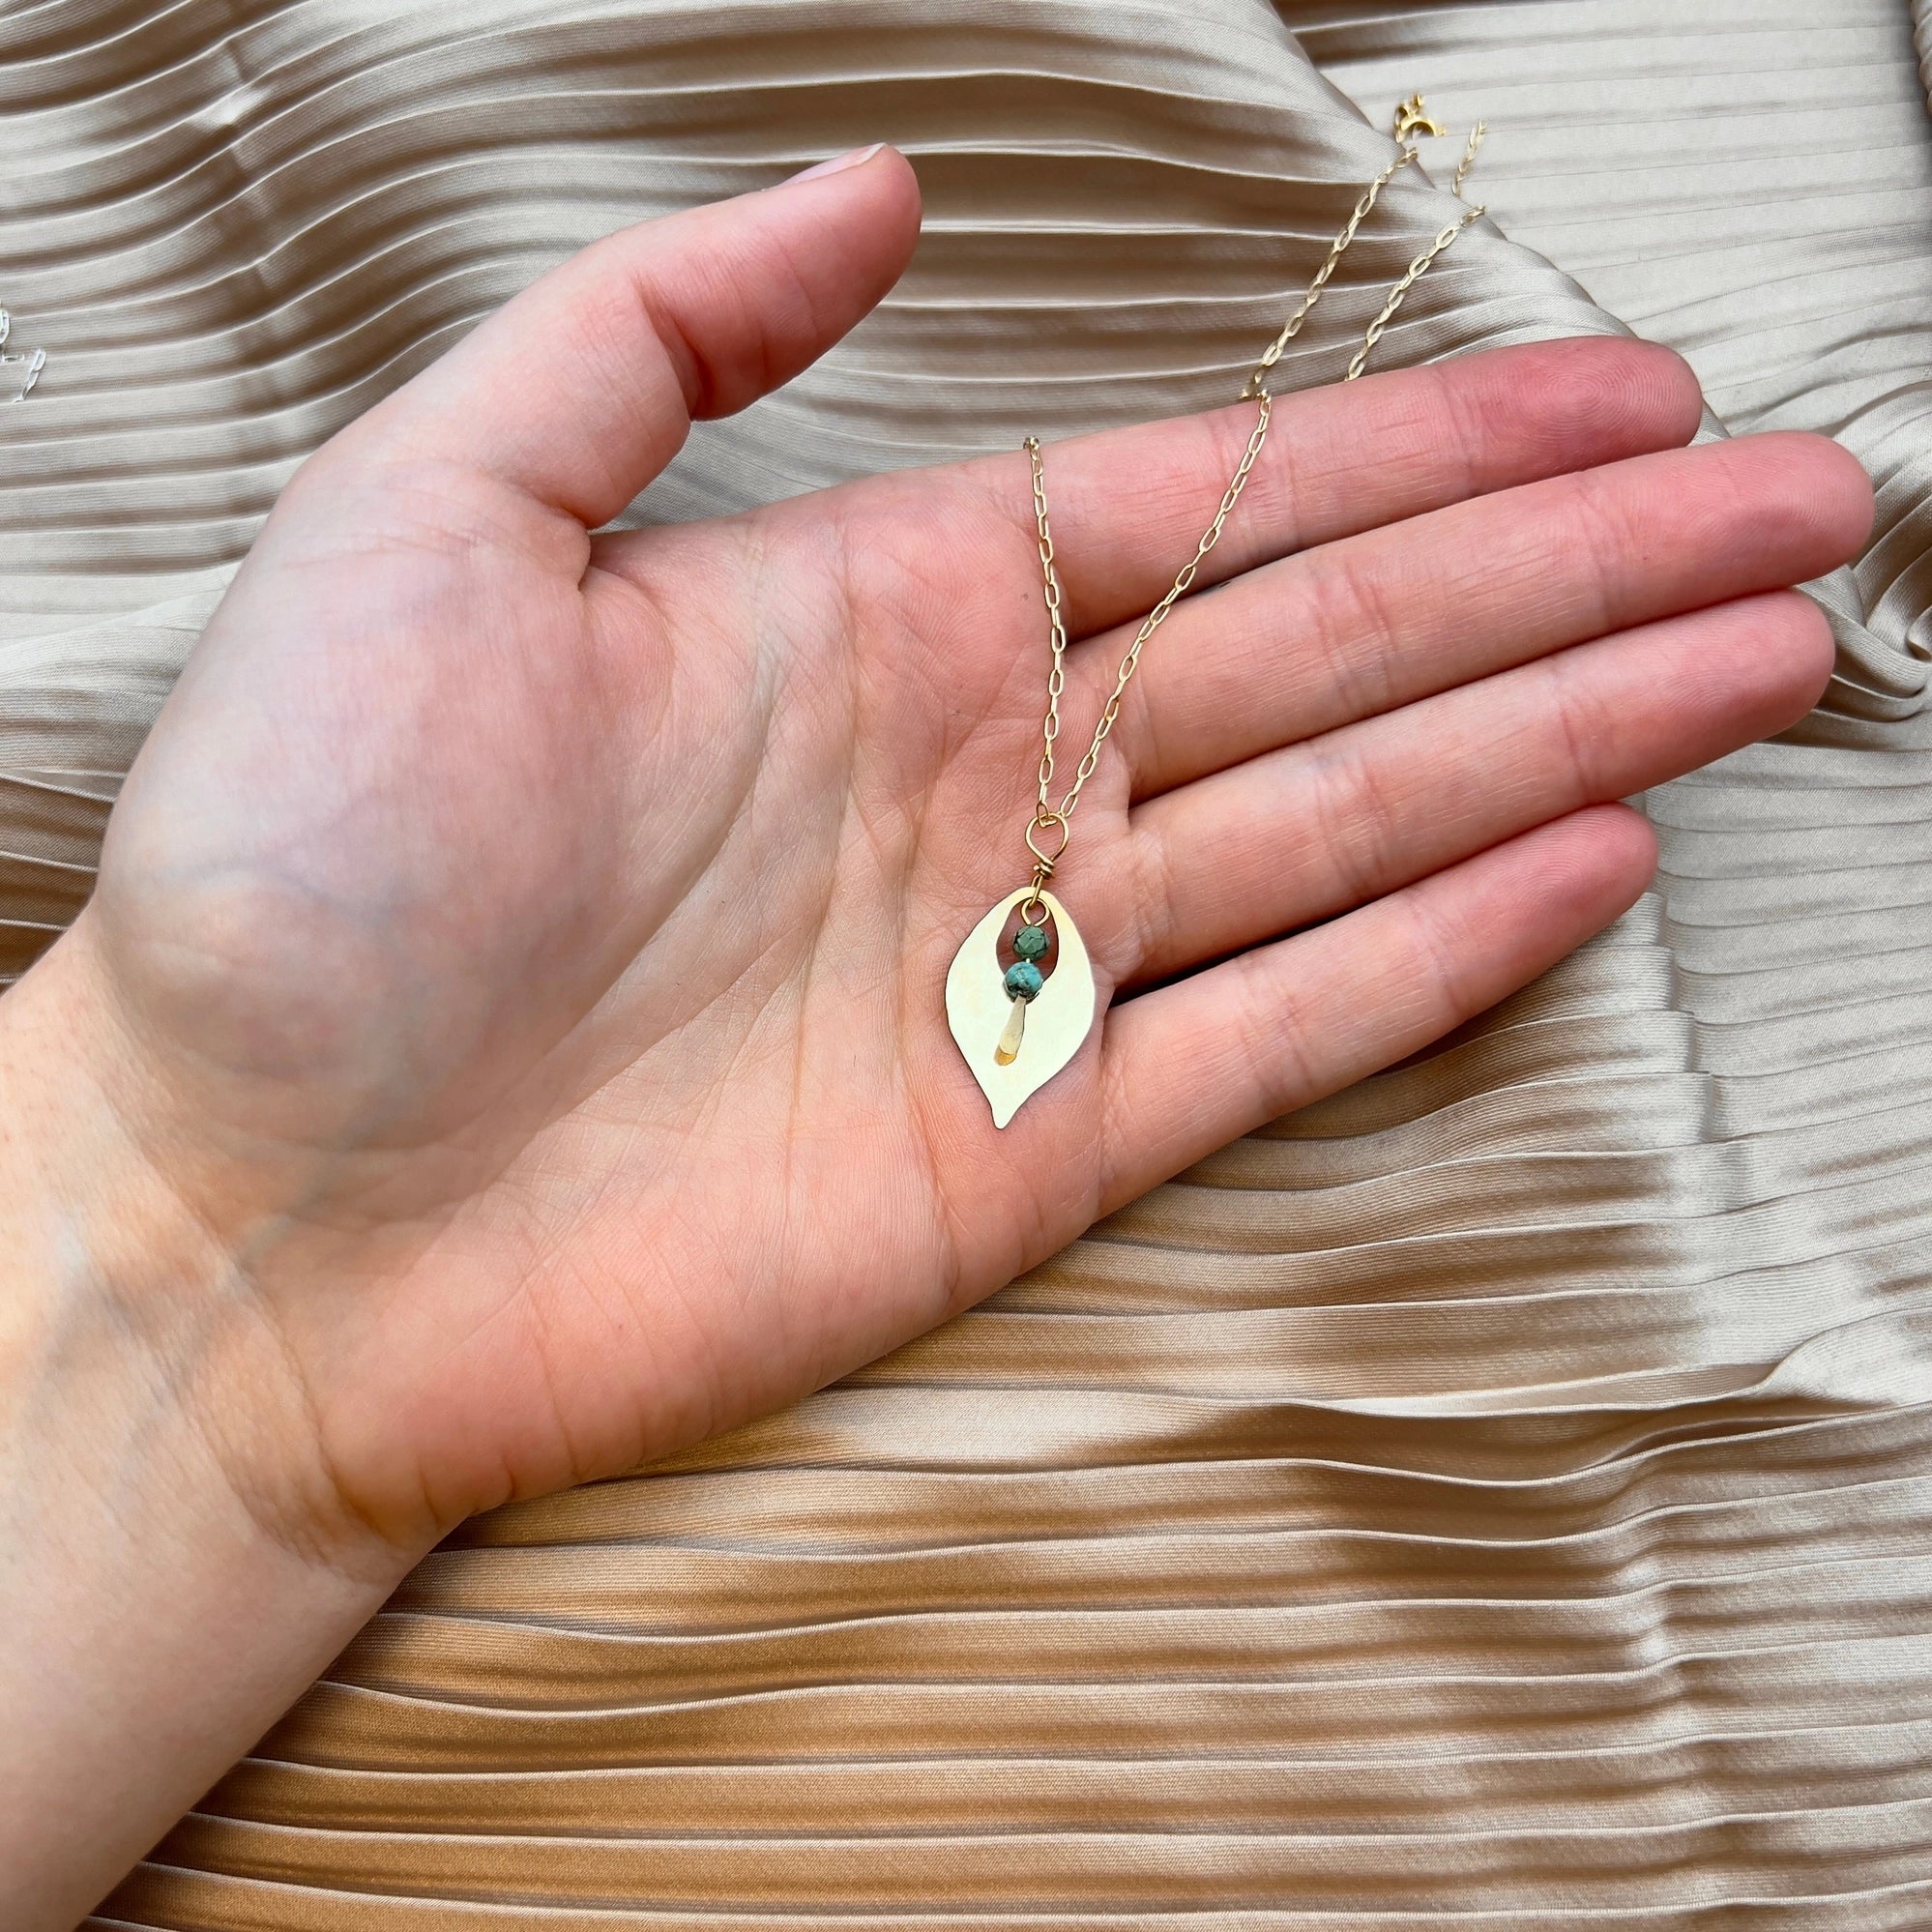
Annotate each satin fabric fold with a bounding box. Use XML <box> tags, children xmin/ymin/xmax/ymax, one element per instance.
<box><xmin>3</xmin><ymin>0</ymin><xmax>1929</xmax><ymax>1922</ymax></box>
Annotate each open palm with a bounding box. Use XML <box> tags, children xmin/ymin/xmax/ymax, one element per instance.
<box><xmin>67</xmin><ymin>146</ymin><xmax>1870</xmax><ymax>1562</ymax></box>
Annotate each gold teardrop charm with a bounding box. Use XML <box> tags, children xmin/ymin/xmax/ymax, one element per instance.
<box><xmin>994</xmin><ymin>996</ymin><xmax>1027</xmax><ymax>1065</ymax></box>
<box><xmin>945</xmin><ymin>888</ymin><xmax>1098</xmax><ymax>1128</ymax></box>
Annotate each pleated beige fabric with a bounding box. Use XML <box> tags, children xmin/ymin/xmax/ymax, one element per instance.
<box><xmin>3</xmin><ymin>0</ymin><xmax>1930</xmax><ymax>1921</ymax></box>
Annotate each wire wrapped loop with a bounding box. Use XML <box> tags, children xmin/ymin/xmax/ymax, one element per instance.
<box><xmin>1019</xmin><ymin>812</ymin><xmax>1069</xmax><ymax>920</ymax></box>
<box><xmin>1024</xmin><ymin>810</ymin><xmax>1070</xmax><ymax>872</ymax></box>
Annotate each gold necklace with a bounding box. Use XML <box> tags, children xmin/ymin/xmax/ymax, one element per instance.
<box><xmin>949</xmin><ymin>98</ymin><xmax>1487</xmax><ymax>1128</ymax></box>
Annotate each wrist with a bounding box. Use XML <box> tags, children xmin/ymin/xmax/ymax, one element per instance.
<box><xmin>0</xmin><ymin>919</ymin><xmax>413</xmax><ymax>1579</ymax></box>
<box><xmin>0</xmin><ymin>923</ymin><xmax>419</xmax><ymax>1927</ymax></box>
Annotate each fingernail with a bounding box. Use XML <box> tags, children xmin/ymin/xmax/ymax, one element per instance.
<box><xmin>783</xmin><ymin>143</ymin><xmax>885</xmax><ymax>185</ymax></box>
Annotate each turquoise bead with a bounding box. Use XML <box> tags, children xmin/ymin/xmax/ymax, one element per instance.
<box><xmin>1004</xmin><ymin>959</ymin><xmax>1044</xmax><ymax>1002</ymax></box>
<box><xmin>1012</xmin><ymin>923</ymin><xmax>1049</xmax><ymax>961</ymax></box>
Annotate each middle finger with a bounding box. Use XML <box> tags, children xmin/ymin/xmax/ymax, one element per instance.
<box><xmin>1081</xmin><ymin>429</ymin><xmax>1867</xmax><ymax>805</ymax></box>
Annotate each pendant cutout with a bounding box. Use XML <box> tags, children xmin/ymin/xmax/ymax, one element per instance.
<box><xmin>945</xmin><ymin>888</ymin><xmax>1097</xmax><ymax>1128</ymax></box>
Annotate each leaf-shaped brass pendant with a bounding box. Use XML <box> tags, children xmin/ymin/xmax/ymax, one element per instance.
<box><xmin>945</xmin><ymin>888</ymin><xmax>1098</xmax><ymax>1128</ymax></box>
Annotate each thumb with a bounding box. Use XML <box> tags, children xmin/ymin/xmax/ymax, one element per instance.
<box><xmin>347</xmin><ymin>144</ymin><xmax>921</xmax><ymax>528</ymax></box>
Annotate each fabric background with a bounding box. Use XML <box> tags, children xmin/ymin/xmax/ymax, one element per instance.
<box><xmin>4</xmin><ymin>0</ymin><xmax>1931</xmax><ymax>1921</ymax></box>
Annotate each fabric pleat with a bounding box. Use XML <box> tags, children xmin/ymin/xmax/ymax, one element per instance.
<box><xmin>2</xmin><ymin>0</ymin><xmax>1929</xmax><ymax>1922</ymax></box>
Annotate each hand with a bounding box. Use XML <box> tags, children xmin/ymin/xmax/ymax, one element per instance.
<box><xmin>0</xmin><ymin>142</ymin><xmax>1871</xmax><ymax>1921</ymax></box>
<box><xmin>58</xmin><ymin>142</ymin><xmax>1876</xmax><ymax>1547</ymax></box>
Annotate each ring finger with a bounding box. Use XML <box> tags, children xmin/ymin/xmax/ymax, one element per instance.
<box><xmin>1112</xmin><ymin>588</ymin><xmax>1832</xmax><ymax>989</ymax></box>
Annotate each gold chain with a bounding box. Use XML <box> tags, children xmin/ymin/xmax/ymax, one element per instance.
<box><xmin>1240</xmin><ymin>146</ymin><xmax>1418</xmax><ymax>404</ymax></box>
<box><xmin>1017</xmin><ymin>97</ymin><xmax>1485</xmax><ymax>910</ymax></box>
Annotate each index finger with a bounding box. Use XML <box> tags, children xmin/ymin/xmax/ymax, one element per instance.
<box><xmin>965</xmin><ymin>334</ymin><xmax>1705</xmax><ymax>641</ymax></box>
